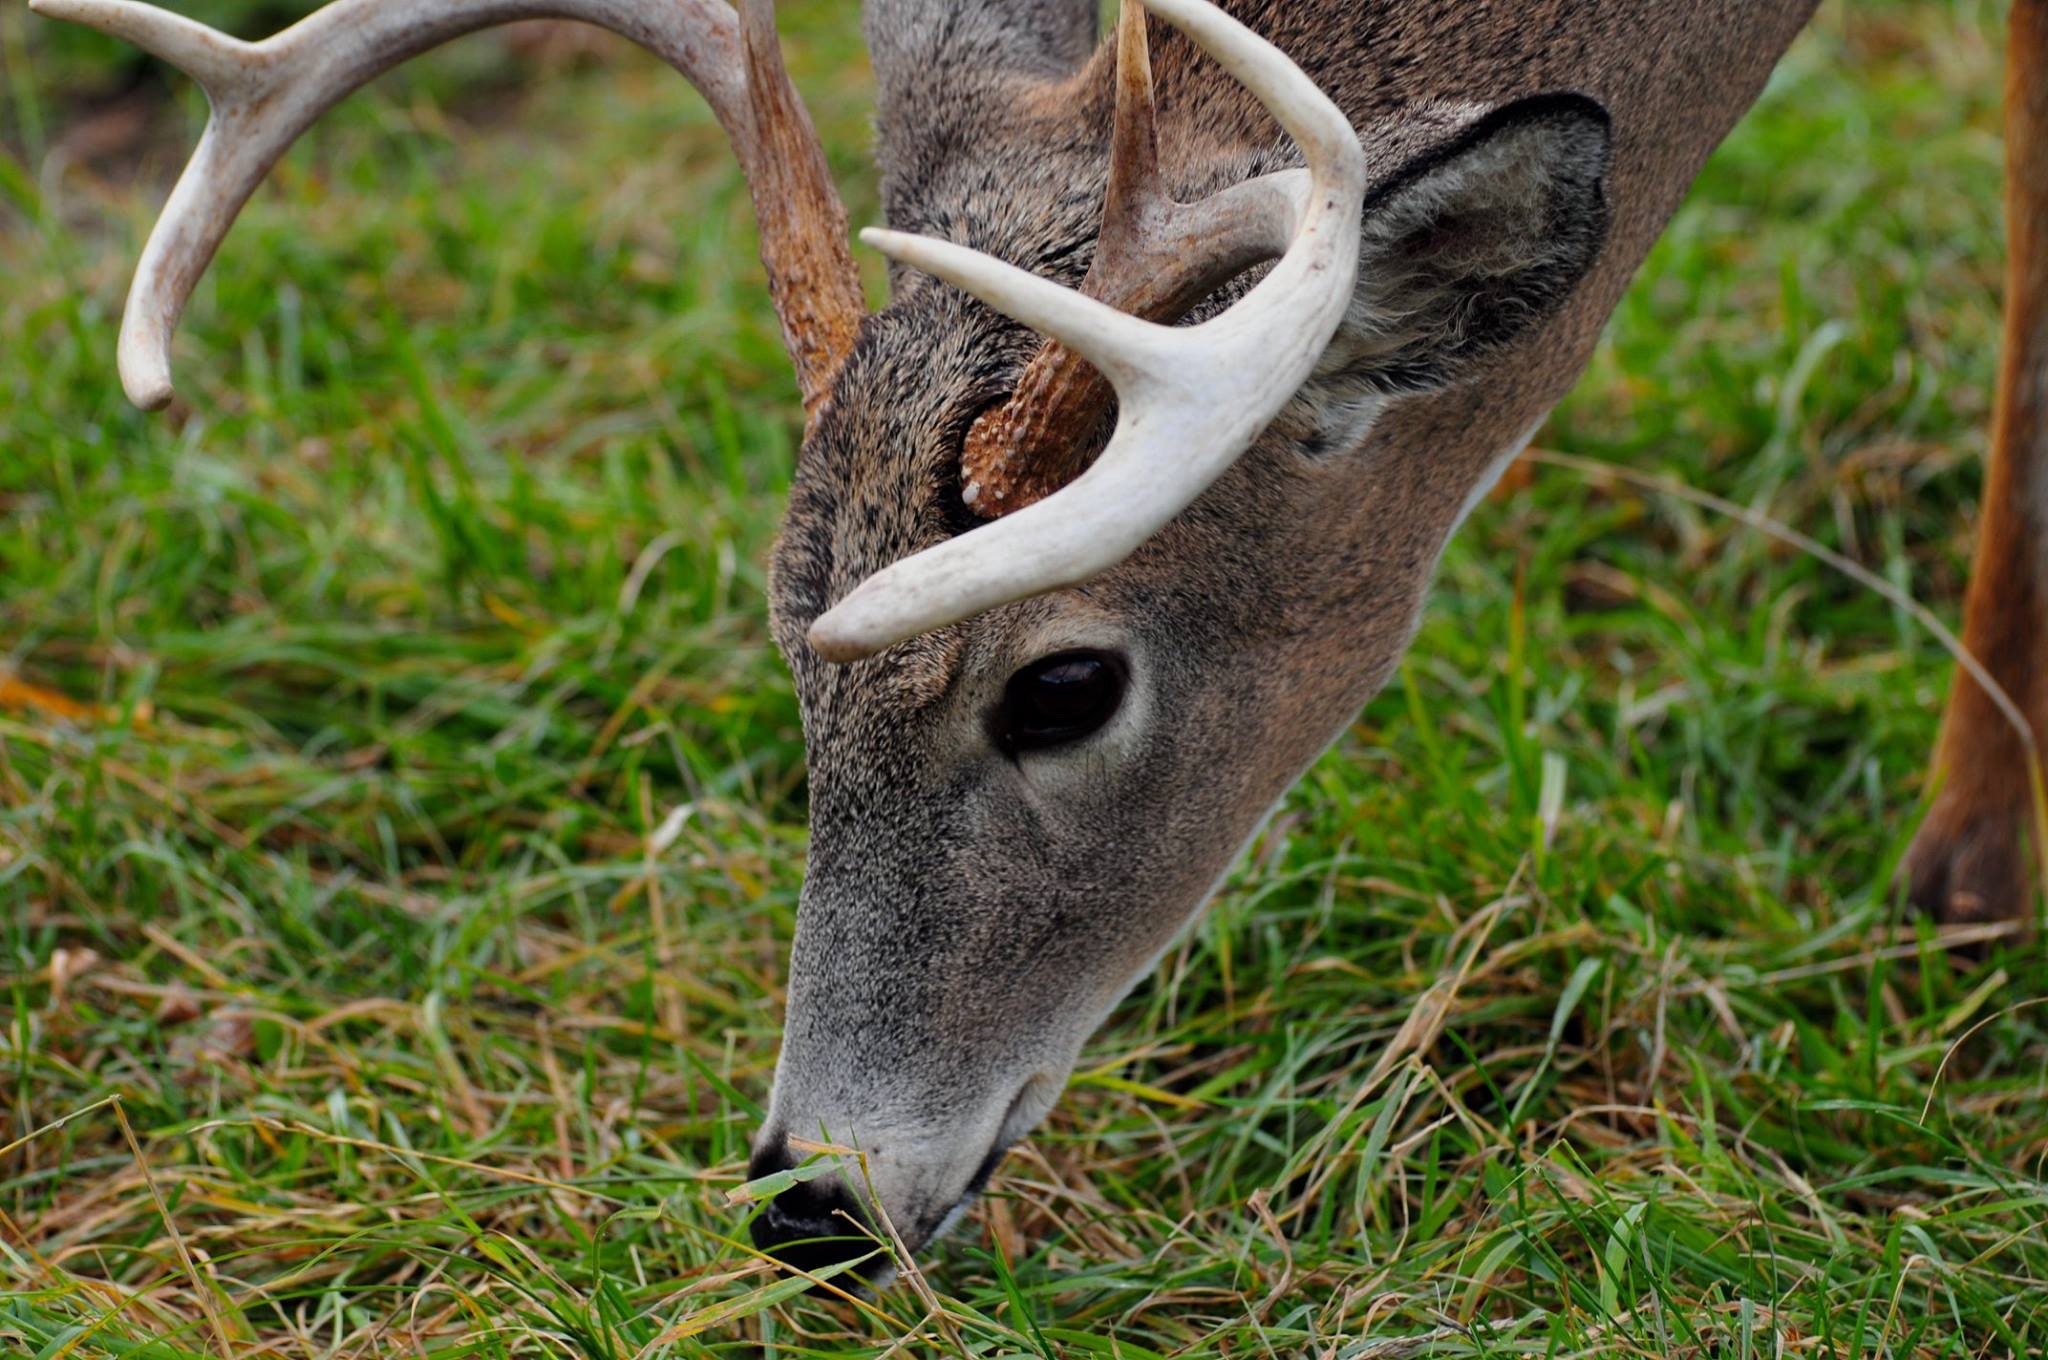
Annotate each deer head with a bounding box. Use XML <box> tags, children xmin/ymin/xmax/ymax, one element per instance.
<box><xmin>761</xmin><ymin>1</ymin><xmax>1611</xmax><ymax>1278</ymax></box>
<box><xmin>35</xmin><ymin>0</ymin><xmax>1612</xmax><ymax>1283</ymax></box>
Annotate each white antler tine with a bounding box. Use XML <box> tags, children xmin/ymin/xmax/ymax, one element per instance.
<box><xmin>34</xmin><ymin>0</ymin><xmax>287</xmax><ymax>408</ymax></box>
<box><xmin>118</xmin><ymin>262</ymin><xmax>180</xmax><ymax>410</ymax></box>
<box><xmin>28</xmin><ymin>0</ymin><xmax>255</xmax><ymax>96</ymax></box>
<box><xmin>1142</xmin><ymin>0</ymin><xmax>1361</xmax><ymax>378</ymax></box>
<box><xmin>119</xmin><ymin>128</ymin><xmax>254</xmax><ymax>410</ymax></box>
<box><xmin>860</xmin><ymin>227</ymin><xmax>1165</xmax><ymax>385</ymax></box>
<box><xmin>810</xmin><ymin>432</ymin><xmax>1150</xmax><ymax>662</ymax></box>
<box><xmin>1139</xmin><ymin>0</ymin><xmax>1359</xmax><ymax>178</ymax></box>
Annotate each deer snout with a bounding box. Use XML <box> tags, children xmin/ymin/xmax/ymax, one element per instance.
<box><xmin>746</xmin><ymin>1070</ymin><xmax>1065</xmax><ymax>1280</ymax></box>
<box><xmin>743</xmin><ymin>1123</ymin><xmax>970</xmax><ymax>1287</ymax></box>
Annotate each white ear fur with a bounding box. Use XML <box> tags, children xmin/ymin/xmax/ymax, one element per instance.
<box><xmin>1328</xmin><ymin>92</ymin><xmax>1614</xmax><ymax>397</ymax></box>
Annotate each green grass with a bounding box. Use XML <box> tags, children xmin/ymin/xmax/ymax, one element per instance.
<box><xmin>3</xmin><ymin>0</ymin><xmax>2045</xmax><ymax>1354</ymax></box>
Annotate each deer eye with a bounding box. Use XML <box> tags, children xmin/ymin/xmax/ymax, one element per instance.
<box><xmin>995</xmin><ymin>651</ymin><xmax>1126</xmax><ymax>754</ymax></box>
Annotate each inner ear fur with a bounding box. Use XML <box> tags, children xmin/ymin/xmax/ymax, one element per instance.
<box><xmin>1338</xmin><ymin>92</ymin><xmax>1614</xmax><ymax>394</ymax></box>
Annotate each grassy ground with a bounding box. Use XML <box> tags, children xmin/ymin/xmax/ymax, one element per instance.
<box><xmin>3</xmin><ymin>0</ymin><xmax>2045</xmax><ymax>1354</ymax></box>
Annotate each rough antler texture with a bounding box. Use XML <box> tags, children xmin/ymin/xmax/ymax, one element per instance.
<box><xmin>808</xmin><ymin>0</ymin><xmax>1366</xmax><ymax>661</ymax></box>
<box><xmin>30</xmin><ymin>0</ymin><xmax>864</xmax><ymax>417</ymax></box>
<box><xmin>957</xmin><ymin>0</ymin><xmax>1309</xmax><ymax>515</ymax></box>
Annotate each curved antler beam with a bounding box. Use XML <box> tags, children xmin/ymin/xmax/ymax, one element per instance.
<box><xmin>31</xmin><ymin>0</ymin><xmax>862</xmax><ymax>415</ymax></box>
<box><xmin>809</xmin><ymin>0</ymin><xmax>1364</xmax><ymax>662</ymax></box>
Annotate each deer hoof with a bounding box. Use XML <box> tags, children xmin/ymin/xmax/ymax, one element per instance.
<box><xmin>1900</xmin><ymin>802</ymin><xmax>2032</xmax><ymax>927</ymax></box>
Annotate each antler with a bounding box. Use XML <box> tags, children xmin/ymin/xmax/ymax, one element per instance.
<box><xmin>810</xmin><ymin>0</ymin><xmax>1364</xmax><ymax>662</ymax></box>
<box><xmin>29</xmin><ymin>0</ymin><xmax>864</xmax><ymax>418</ymax></box>
<box><xmin>956</xmin><ymin>0</ymin><xmax>1314</xmax><ymax>516</ymax></box>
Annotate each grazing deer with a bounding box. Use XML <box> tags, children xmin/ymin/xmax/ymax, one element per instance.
<box><xmin>32</xmin><ymin>0</ymin><xmax>2044</xmax><ymax>1283</ymax></box>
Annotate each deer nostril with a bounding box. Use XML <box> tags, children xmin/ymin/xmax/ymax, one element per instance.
<box><xmin>746</xmin><ymin>1135</ymin><xmax>885</xmax><ymax>1282</ymax></box>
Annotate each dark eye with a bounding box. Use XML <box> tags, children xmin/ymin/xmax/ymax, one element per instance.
<box><xmin>995</xmin><ymin>651</ymin><xmax>1126</xmax><ymax>754</ymax></box>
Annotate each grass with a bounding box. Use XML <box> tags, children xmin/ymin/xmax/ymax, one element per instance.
<box><xmin>2</xmin><ymin>0</ymin><xmax>2045</xmax><ymax>1354</ymax></box>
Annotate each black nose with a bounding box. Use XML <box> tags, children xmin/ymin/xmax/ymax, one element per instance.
<box><xmin>746</xmin><ymin>1137</ymin><xmax>885</xmax><ymax>1281</ymax></box>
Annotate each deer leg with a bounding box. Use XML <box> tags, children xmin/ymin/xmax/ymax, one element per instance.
<box><xmin>1903</xmin><ymin>0</ymin><xmax>2048</xmax><ymax>927</ymax></box>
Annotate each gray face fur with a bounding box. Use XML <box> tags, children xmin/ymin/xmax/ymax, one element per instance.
<box><xmin>757</xmin><ymin>0</ymin><xmax>1819</xmax><ymax>1260</ymax></box>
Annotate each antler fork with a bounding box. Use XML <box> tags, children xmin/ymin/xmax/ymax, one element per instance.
<box><xmin>808</xmin><ymin>0</ymin><xmax>1365</xmax><ymax>662</ymax></box>
<box><xmin>958</xmin><ymin>0</ymin><xmax>1308</xmax><ymax>516</ymax></box>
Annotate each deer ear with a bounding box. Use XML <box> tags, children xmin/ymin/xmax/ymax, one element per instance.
<box><xmin>1335</xmin><ymin>92</ymin><xmax>1613</xmax><ymax>393</ymax></box>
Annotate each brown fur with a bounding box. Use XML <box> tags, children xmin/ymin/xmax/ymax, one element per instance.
<box><xmin>1904</xmin><ymin>0</ymin><xmax>2048</xmax><ymax>929</ymax></box>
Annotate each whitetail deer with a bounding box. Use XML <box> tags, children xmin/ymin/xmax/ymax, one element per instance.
<box><xmin>33</xmin><ymin>0</ymin><xmax>2045</xmax><ymax>1285</ymax></box>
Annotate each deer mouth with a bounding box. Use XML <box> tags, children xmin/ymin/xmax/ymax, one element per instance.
<box><xmin>915</xmin><ymin>1076</ymin><xmax>1045</xmax><ymax>1247</ymax></box>
<box><xmin>925</xmin><ymin>1140</ymin><xmax>1012</xmax><ymax>1243</ymax></box>
<box><xmin>828</xmin><ymin>1130</ymin><xmax>1009</xmax><ymax>1295</ymax></box>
